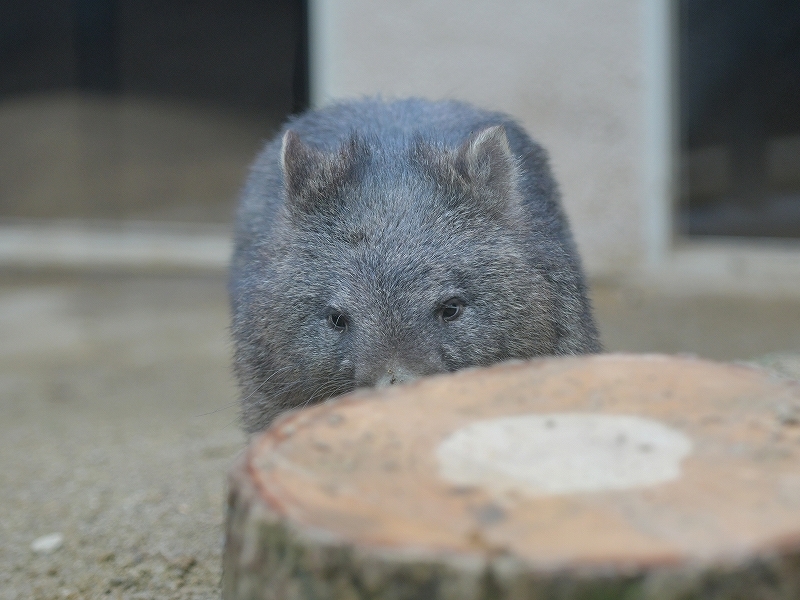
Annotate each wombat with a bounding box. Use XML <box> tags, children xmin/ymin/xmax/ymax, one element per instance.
<box><xmin>230</xmin><ymin>98</ymin><xmax>600</xmax><ymax>433</ymax></box>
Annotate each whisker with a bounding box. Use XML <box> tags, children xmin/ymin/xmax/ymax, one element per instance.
<box><xmin>193</xmin><ymin>400</ymin><xmax>239</xmax><ymax>418</ymax></box>
<box><xmin>240</xmin><ymin>364</ymin><xmax>297</xmax><ymax>404</ymax></box>
<box><xmin>197</xmin><ymin>365</ymin><xmax>300</xmax><ymax>419</ymax></box>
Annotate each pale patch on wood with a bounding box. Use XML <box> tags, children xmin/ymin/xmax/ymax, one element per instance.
<box><xmin>437</xmin><ymin>413</ymin><xmax>692</xmax><ymax>495</ymax></box>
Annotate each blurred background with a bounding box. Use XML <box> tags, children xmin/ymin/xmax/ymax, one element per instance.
<box><xmin>0</xmin><ymin>0</ymin><xmax>307</xmax><ymax>223</ymax></box>
<box><xmin>2</xmin><ymin>1</ymin><xmax>799</xmax><ymax>598</ymax></box>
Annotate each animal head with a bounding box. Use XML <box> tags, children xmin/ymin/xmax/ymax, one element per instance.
<box><xmin>235</xmin><ymin>125</ymin><xmax>557</xmax><ymax>432</ymax></box>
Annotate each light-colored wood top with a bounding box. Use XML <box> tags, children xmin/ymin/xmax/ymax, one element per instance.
<box><xmin>246</xmin><ymin>354</ymin><xmax>800</xmax><ymax>572</ymax></box>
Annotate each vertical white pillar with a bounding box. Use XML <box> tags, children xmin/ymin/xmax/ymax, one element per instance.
<box><xmin>308</xmin><ymin>0</ymin><xmax>337</xmax><ymax>108</ymax></box>
<box><xmin>643</xmin><ymin>0</ymin><xmax>676</xmax><ymax>267</ymax></box>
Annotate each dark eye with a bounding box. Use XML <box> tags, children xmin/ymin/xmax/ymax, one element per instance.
<box><xmin>327</xmin><ymin>311</ymin><xmax>349</xmax><ymax>332</ymax></box>
<box><xmin>439</xmin><ymin>298</ymin><xmax>465</xmax><ymax>322</ymax></box>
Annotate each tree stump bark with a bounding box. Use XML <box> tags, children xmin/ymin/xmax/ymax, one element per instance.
<box><xmin>223</xmin><ymin>353</ymin><xmax>800</xmax><ymax>599</ymax></box>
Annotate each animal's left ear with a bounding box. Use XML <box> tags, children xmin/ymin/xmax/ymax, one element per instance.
<box><xmin>454</xmin><ymin>125</ymin><xmax>521</xmax><ymax>200</ymax></box>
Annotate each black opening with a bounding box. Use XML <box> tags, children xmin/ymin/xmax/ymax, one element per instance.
<box><xmin>74</xmin><ymin>0</ymin><xmax>120</xmax><ymax>93</ymax></box>
<box><xmin>677</xmin><ymin>0</ymin><xmax>800</xmax><ymax>238</ymax></box>
<box><xmin>0</xmin><ymin>0</ymin><xmax>309</xmax><ymax>113</ymax></box>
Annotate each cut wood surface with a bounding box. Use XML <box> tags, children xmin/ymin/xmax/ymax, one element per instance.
<box><xmin>223</xmin><ymin>353</ymin><xmax>800</xmax><ymax>599</ymax></box>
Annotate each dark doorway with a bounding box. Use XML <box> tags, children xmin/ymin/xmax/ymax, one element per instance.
<box><xmin>677</xmin><ymin>0</ymin><xmax>800</xmax><ymax>238</ymax></box>
<box><xmin>0</xmin><ymin>0</ymin><xmax>308</xmax><ymax>223</ymax></box>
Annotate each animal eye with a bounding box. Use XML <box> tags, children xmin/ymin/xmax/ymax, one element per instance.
<box><xmin>327</xmin><ymin>311</ymin><xmax>349</xmax><ymax>332</ymax></box>
<box><xmin>439</xmin><ymin>298</ymin><xmax>465</xmax><ymax>322</ymax></box>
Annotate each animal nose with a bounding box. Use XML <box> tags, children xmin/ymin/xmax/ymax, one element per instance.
<box><xmin>375</xmin><ymin>366</ymin><xmax>416</xmax><ymax>388</ymax></box>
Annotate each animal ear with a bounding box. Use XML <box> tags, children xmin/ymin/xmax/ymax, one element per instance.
<box><xmin>280</xmin><ymin>129</ymin><xmax>320</xmax><ymax>200</ymax></box>
<box><xmin>280</xmin><ymin>130</ymin><xmax>366</xmax><ymax>216</ymax></box>
<box><xmin>454</xmin><ymin>125</ymin><xmax>520</xmax><ymax>200</ymax></box>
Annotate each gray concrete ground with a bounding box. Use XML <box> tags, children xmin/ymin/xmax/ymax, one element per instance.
<box><xmin>1</xmin><ymin>269</ymin><xmax>799</xmax><ymax>599</ymax></box>
<box><xmin>591</xmin><ymin>280</ymin><xmax>800</xmax><ymax>361</ymax></box>
<box><xmin>0</xmin><ymin>272</ymin><xmax>244</xmax><ymax>599</ymax></box>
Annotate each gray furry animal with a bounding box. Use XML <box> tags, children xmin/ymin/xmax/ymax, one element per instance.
<box><xmin>230</xmin><ymin>98</ymin><xmax>600</xmax><ymax>433</ymax></box>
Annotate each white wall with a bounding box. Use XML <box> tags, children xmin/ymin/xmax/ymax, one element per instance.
<box><xmin>309</xmin><ymin>0</ymin><xmax>657</xmax><ymax>278</ymax></box>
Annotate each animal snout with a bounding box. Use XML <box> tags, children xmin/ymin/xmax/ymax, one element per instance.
<box><xmin>375</xmin><ymin>366</ymin><xmax>416</xmax><ymax>388</ymax></box>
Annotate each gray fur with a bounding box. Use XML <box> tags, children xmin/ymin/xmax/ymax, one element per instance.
<box><xmin>230</xmin><ymin>98</ymin><xmax>601</xmax><ymax>433</ymax></box>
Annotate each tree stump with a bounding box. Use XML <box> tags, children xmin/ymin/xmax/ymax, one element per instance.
<box><xmin>223</xmin><ymin>353</ymin><xmax>800</xmax><ymax>599</ymax></box>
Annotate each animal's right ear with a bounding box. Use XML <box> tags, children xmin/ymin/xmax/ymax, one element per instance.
<box><xmin>280</xmin><ymin>129</ymin><xmax>366</xmax><ymax>217</ymax></box>
<box><xmin>412</xmin><ymin>126</ymin><xmax>523</xmax><ymax>220</ymax></box>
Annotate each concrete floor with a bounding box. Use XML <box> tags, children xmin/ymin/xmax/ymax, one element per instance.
<box><xmin>592</xmin><ymin>280</ymin><xmax>800</xmax><ymax>361</ymax></box>
<box><xmin>1</xmin><ymin>269</ymin><xmax>799</xmax><ymax>599</ymax></box>
<box><xmin>0</xmin><ymin>272</ymin><xmax>244</xmax><ymax>599</ymax></box>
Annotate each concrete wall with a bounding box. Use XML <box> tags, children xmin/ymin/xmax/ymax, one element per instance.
<box><xmin>309</xmin><ymin>0</ymin><xmax>663</xmax><ymax>278</ymax></box>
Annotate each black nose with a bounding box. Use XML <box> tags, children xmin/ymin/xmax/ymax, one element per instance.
<box><xmin>375</xmin><ymin>366</ymin><xmax>416</xmax><ymax>388</ymax></box>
